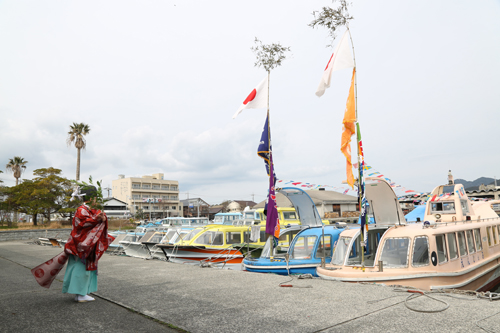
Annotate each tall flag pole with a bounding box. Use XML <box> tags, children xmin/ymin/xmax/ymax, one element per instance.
<box><xmin>256</xmin><ymin>72</ymin><xmax>279</xmax><ymax>258</ymax></box>
<box><xmin>316</xmin><ymin>26</ymin><xmax>367</xmax><ymax>271</ymax></box>
<box><xmin>346</xmin><ymin>26</ymin><xmax>367</xmax><ymax>272</ymax></box>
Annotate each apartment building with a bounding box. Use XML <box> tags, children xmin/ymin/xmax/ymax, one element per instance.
<box><xmin>112</xmin><ymin>173</ymin><xmax>181</xmax><ymax>219</ymax></box>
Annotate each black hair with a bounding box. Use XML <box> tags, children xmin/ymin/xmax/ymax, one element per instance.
<box><xmin>80</xmin><ymin>186</ymin><xmax>97</xmax><ymax>201</ymax></box>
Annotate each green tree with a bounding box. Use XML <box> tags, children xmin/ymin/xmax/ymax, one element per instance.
<box><xmin>135</xmin><ymin>208</ymin><xmax>144</xmax><ymax>220</ymax></box>
<box><xmin>67</xmin><ymin>122</ymin><xmax>90</xmax><ymax>181</ymax></box>
<box><xmin>33</xmin><ymin>168</ymin><xmax>72</xmax><ymax>223</ymax></box>
<box><xmin>5</xmin><ymin>180</ymin><xmax>44</xmax><ymax>225</ymax></box>
<box><xmin>6</xmin><ymin>168</ymin><xmax>74</xmax><ymax>226</ymax></box>
<box><xmin>6</xmin><ymin>156</ymin><xmax>28</xmax><ymax>186</ymax></box>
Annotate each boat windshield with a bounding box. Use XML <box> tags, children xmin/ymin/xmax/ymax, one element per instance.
<box><xmin>331</xmin><ymin>237</ymin><xmax>351</xmax><ymax>265</ymax></box>
<box><xmin>182</xmin><ymin>228</ymin><xmax>203</xmax><ymax>242</ymax></box>
<box><xmin>164</xmin><ymin>229</ymin><xmax>179</xmax><ymax>243</ymax></box>
<box><xmin>195</xmin><ymin>231</ymin><xmax>223</xmax><ymax>246</ymax></box>
<box><xmin>213</xmin><ymin>216</ymin><xmax>224</xmax><ymax>224</ymax></box>
<box><xmin>291</xmin><ymin>236</ymin><xmax>317</xmax><ymax>259</ymax></box>
<box><xmin>260</xmin><ymin>230</ymin><xmax>298</xmax><ymax>258</ymax></box>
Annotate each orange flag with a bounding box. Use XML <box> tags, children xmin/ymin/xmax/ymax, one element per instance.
<box><xmin>340</xmin><ymin>68</ymin><xmax>356</xmax><ymax>188</ymax></box>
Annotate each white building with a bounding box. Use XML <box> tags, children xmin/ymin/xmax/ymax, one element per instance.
<box><xmin>112</xmin><ymin>173</ymin><xmax>181</xmax><ymax>219</ymax></box>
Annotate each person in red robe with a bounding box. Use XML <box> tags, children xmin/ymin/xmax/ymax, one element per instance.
<box><xmin>31</xmin><ymin>185</ymin><xmax>114</xmax><ymax>302</ymax></box>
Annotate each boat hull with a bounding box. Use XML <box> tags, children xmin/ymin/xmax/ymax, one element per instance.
<box><xmin>123</xmin><ymin>242</ymin><xmax>151</xmax><ymax>258</ymax></box>
<box><xmin>317</xmin><ymin>252</ymin><xmax>500</xmax><ymax>291</ymax></box>
<box><xmin>157</xmin><ymin>245</ymin><xmax>244</xmax><ymax>269</ymax></box>
<box><xmin>243</xmin><ymin>258</ymin><xmax>322</xmax><ymax>276</ymax></box>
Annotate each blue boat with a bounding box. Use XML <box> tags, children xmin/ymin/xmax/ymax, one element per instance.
<box><xmin>243</xmin><ymin>187</ymin><xmax>348</xmax><ymax>276</ymax></box>
<box><xmin>243</xmin><ymin>225</ymin><xmax>350</xmax><ymax>276</ymax></box>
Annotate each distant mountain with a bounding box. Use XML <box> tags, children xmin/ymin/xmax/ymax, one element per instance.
<box><xmin>455</xmin><ymin>177</ymin><xmax>497</xmax><ymax>191</ymax></box>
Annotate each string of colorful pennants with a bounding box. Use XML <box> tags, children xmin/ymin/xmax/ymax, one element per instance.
<box><xmin>276</xmin><ymin>165</ymin><xmax>424</xmax><ymax>197</ymax></box>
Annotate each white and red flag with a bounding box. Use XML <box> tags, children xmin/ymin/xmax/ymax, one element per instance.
<box><xmin>233</xmin><ymin>76</ymin><xmax>268</xmax><ymax>119</ymax></box>
<box><xmin>316</xmin><ymin>30</ymin><xmax>354</xmax><ymax>97</ymax></box>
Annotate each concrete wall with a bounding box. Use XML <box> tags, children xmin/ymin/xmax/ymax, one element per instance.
<box><xmin>0</xmin><ymin>228</ymin><xmax>72</xmax><ymax>242</ymax></box>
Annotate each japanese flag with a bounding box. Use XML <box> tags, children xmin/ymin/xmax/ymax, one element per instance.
<box><xmin>316</xmin><ymin>30</ymin><xmax>354</xmax><ymax>97</ymax></box>
<box><xmin>233</xmin><ymin>76</ymin><xmax>268</xmax><ymax>119</ymax></box>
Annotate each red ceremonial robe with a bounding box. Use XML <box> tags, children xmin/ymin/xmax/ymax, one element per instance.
<box><xmin>31</xmin><ymin>204</ymin><xmax>114</xmax><ymax>289</ymax></box>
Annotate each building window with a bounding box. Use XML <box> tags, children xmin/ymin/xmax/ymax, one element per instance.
<box><xmin>143</xmin><ymin>206</ymin><xmax>149</xmax><ymax>210</ymax></box>
<box><xmin>153</xmin><ymin>195</ymin><xmax>159</xmax><ymax>199</ymax></box>
<box><xmin>142</xmin><ymin>184</ymin><xmax>151</xmax><ymax>189</ymax></box>
<box><xmin>132</xmin><ymin>183</ymin><xmax>140</xmax><ymax>189</ymax></box>
<box><xmin>142</xmin><ymin>195</ymin><xmax>149</xmax><ymax>199</ymax></box>
<box><xmin>153</xmin><ymin>206</ymin><xmax>159</xmax><ymax>210</ymax></box>
<box><xmin>171</xmin><ymin>195</ymin><xmax>178</xmax><ymax>200</ymax></box>
<box><xmin>152</xmin><ymin>185</ymin><xmax>160</xmax><ymax>190</ymax></box>
<box><xmin>162</xmin><ymin>195</ymin><xmax>169</xmax><ymax>200</ymax></box>
<box><xmin>171</xmin><ymin>185</ymin><xmax>178</xmax><ymax>191</ymax></box>
<box><xmin>161</xmin><ymin>185</ymin><xmax>169</xmax><ymax>190</ymax></box>
<box><xmin>172</xmin><ymin>206</ymin><xmax>176</xmax><ymax>210</ymax></box>
<box><xmin>132</xmin><ymin>195</ymin><xmax>140</xmax><ymax>199</ymax></box>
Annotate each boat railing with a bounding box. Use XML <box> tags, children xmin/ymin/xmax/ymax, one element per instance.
<box><xmin>421</xmin><ymin>216</ymin><xmax>500</xmax><ymax>228</ymax></box>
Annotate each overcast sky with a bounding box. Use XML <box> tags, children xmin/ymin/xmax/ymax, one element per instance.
<box><xmin>1</xmin><ymin>0</ymin><xmax>499</xmax><ymax>204</ymax></box>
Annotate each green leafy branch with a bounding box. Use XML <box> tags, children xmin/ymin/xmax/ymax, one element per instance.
<box><xmin>309</xmin><ymin>0</ymin><xmax>353</xmax><ymax>47</ymax></box>
<box><xmin>251</xmin><ymin>38</ymin><xmax>291</xmax><ymax>73</ymax></box>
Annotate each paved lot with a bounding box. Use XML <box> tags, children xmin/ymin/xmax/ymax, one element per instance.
<box><xmin>1</xmin><ymin>241</ymin><xmax>500</xmax><ymax>333</ymax></box>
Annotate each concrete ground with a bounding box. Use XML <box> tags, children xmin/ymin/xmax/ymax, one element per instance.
<box><xmin>1</xmin><ymin>240</ymin><xmax>500</xmax><ymax>333</ymax></box>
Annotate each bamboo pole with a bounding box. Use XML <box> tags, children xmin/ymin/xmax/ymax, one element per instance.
<box><xmin>346</xmin><ymin>26</ymin><xmax>365</xmax><ymax>272</ymax></box>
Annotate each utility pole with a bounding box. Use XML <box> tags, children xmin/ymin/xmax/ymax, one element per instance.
<box><xmin>104</xmin><ymin>186</ymin><xmax>111</xmax><ymax>198</ymax></box>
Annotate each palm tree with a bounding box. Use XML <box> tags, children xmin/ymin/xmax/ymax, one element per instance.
<box><xmin>6</xmin><ymin>156</ymin><xmax>28</xmax><ymax>185</ymax></box>
<box><xmin>67</xmin><ymin>123</ymin><xmax>90</xmax><ymax>181</ymax></box>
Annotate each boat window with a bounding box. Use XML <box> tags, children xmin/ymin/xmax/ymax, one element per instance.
<box><xmin>260</xmin><ymin>230</ymin><xmax>267</xmax><ymax>242</ymax></box>
<box><xmin>493</xmin><ymin>226</ymin><xmax>498</xmax><ymax>245</ymax></box>
<box><xmin>315</xmin><ymin>235</ymin><xmax>333</xmax><ymax>258</ymax></box>
<box><xmin>442</xmin><ymin>185</ymin><xmax>454</xmax><ymax>194</ymax></box>
<box><xmin>213</xmin><ymin>216</ymin><xmax>224</xmax><ymax>224</ymax></box>
<box><xmin>447</xmin><ymin>233</ymin><xmax>458</xmax><ymax>260</ymax></box>
<box><xmin>291</xmin><ymin>236</ymin><xmax>317</xmax><ymax>259</ymax></box>
<box><xmin>164</xmin><ymin>230</ymin><xmax>178</xmax><ymax>242</ymax></box>
<box><xmin>457</xmin><ymin>231</ymin><xmax>467</xmax><ymax>257</ymax></box>
<box><xmin>243</xmin><ymin>212</ymin><xmax>254</xmax><ymax>219</ymax></box>
<box><xmin>183</xmin><ymin>229</ymin><xmax>202</xmax><ymax>242</ymax></box>
<box><xmin>487</xmin><ymin>227</ymin><xmax>492</xmax><ymax>247</ymax></box>
<box><xmin>431</xmin><ymin>202</ymin><xmax>442</xmax><ymax>213</ymax></box>
<box><xmin>379</xmin><ymin>238</ymin><xmax>410</xmax><ymax>268</ymax></box>
<box><xmin>442</xmin><ymin>202</ymin><xmax>455</xmax><ymax>213</ymax></box>
<box><xmin>365</xmin><ymin>229</ymin><xmax>386</xmax><ymax>267</ymax></box>
<box><xmin>474</xmin><ymin>229</ymin><xmax>483</xmax><ymax>251</ymax></box>
<box><xmin>149</xmin><ymin>234</ymin><xmax>164</xmax><ymax>243</ymax></box>
<box><xmin>195</xmin><ymin>231</ymin><xmax>223</xmax><ymax>246</ymax></box>
<box><xmin>331</xmin><ymin>237</ymin><xmax>351</xmax><ymax>265</ymax></box>
<box><xmin>466</xmin><ymin>230</ymin><xmax>476</xmax><ymax>254</ymax></box>
<box><xmin>461</xmin><ymin>200</ymin><xmax>469</xmax><ymax>214</ymax></box>
<box><xmin>346</xmin><ymin>235</ymin><xmax>363</xmax><ymax>266</ymax></box>
<box><xmin>226</xmin><ymin>232</ymin><xmax>242</xmax><ymax>244</ymax></box>
<box><xmin>283</xmin><ymin>212</ymin><xmax>297</xmax><ymax>220</ymax></box>
<box><xmin>436</xmin><ymin>234</ymin><xmax>448</xmax><ymax>264</ymax></box>
<box><xmin>412</xmin><ymin>236</ymin><xmax>429</xmax><ymax>267</ymax></box>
